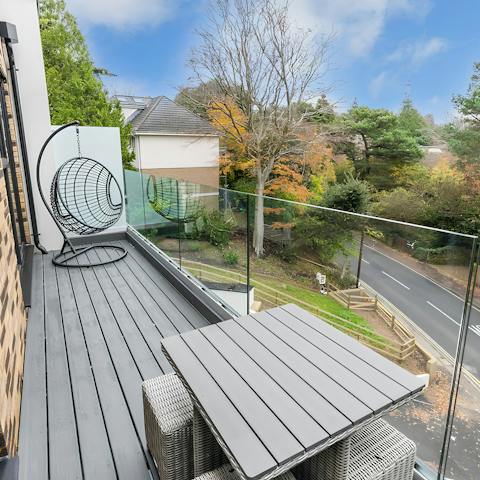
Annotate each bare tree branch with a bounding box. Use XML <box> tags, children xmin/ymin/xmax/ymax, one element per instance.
<box><xmin>183</xmin><ymin>0</ymin><xmax>332</xmax><ymax>254</ymax></box>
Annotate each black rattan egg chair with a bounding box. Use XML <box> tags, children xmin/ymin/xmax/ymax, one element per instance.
<box><xmin>36</xmin><ymin>121</ymin><xmax>127</xmax><ymax>267</ymax></box>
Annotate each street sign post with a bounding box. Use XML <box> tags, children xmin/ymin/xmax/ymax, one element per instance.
<box><xmin>316</xmin><ymin>272</ymin><xmax>327</xmax><ymax>294</ymax></box>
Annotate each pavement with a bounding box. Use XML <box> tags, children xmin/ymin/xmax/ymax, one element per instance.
<box><xmin>351</xmin><ymin>245</ymin><xmax>480</xmax><ymax>377</ymax></box>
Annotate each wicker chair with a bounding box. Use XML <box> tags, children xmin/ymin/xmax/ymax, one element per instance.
<box><xmin>295</xmin><ymin>419</ymin><xmax>416</xmax><ymax>480</ymax></box>
<box><xmin>193</xmin><ymin>408</ymin><xmax>228</xmax><ymax>476</ymax></box>
<box><xmin>143</xmin><ymin>373</ymin><xmax>225</xmax><ymax>480</ymax></box>
<box><xmin>194</xmin><ymin>465</ymin><xmax>297</xmax><ymax>480</ymax></box>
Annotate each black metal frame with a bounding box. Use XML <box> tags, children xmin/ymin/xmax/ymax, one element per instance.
<box><xmin>0</xmin><ymin>21</ymin><xmax>46</xmax><ymax>255</ymax></box>
<box><xmin>36</xmin><ymin>122</ymin><xmax>126</xmax><ymax>268</ymax></box>
<box><xmin>0</xmin><ymin>69</ymin><xmax>26</xmax><ymax>265</ymax></box>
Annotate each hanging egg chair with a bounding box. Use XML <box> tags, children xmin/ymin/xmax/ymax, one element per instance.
<box><xmin>36</xmin><ymin>121</ymin><xmax>127</xmax><ymax>267</ymax></box>
<box><xmin>146</xmin><ymin>175</ymin><xmax>201</xmax><ymax>223</ymax></box>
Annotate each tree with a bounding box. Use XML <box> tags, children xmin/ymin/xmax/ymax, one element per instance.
<box><xmin>184</xmin><ymin>0</ymin><xmax>331</xmax><ymax>255</ymax></box>
<box><xmin>447</xmin><ymin>63</ymin><xmax>480</xmax><ymax>170</ymax></box>
<box><xmin>373</xmin><ymin>161</ymin><xmax>477</xmax><ymax>234</ymax></box>
<box><xmin>39</xmin><ymin>0</ymin><xmax>134</xmax><ymax>168</ymax></box>
<box><xmin>266</xmin><ymin>125</ymin><xmax>335</xmax><ymax>203</ymax></box>
<box><xmin>342</xmin><ymin>106</ymin><xmax>422</xmax><ymax>189</ymax></box>
<box><xmin>446</xmin><ymin>123</ymin><xmax>480</xmax><ymax>167</ymax></box>
<box><xmin>176</xmin><ymin>80</ymin><xmax>224</xmax><ymax>118</ymax></box>
<box><xmin>391</xmin><ymin>163</ymin><xmax>430</xmax><ymax>192</ymax></box>
<box><xmin>453</xmin><ymin>63</ymin><xmax>480</xmax><ymax>123</ymax></box>
<box><xmin>423</xmin><ymin>162</ymin><xmax>470</xmax><ymax>233</ymax></box>
<box><xmin>398</xmin><ymin>97</ymin><xmax>432</xmax><ymax>146</ymax></box>
<box><xmin>323</xmin><ymin>175</ymin><xmax>371</xmax><ymax>214</ymax></box>
<box><xmin>310</xmin><ymin>95</ymin><xmax>336</xmax><ymax>124</ymax></box>
<box><xmin>373</xmin><ymin>188</ymin><xmax>427</xmax><ymax>224</ymax></box>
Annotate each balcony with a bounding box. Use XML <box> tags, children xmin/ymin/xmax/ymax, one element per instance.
<box><xmin>18</xmin><ymin>238</ymin><xmax>209</xmax><ymax>479</ymax></box>
<box><xmin>15</xmin><ymin>171</ymin><xmax>480</xmax><ymax>480</ymax></box>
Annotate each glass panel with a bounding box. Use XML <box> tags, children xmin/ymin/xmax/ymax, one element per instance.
<box><xmin>177</xmin><ymin>179</ymin><xmax>250</xmax><ymax>315</ymax></box>
<box><xmin>247</xmin><ymin>192</ymin><xmax>477</xmax><ymax>474</ymax></box>
<box><xmin>444</xmin><ymin>246</ymin><xmax>480</xmax><ymax>480</ymax></box>
<box><xmin>141</xmin><ymin>172</ymin><xmax>181</xmax><ymax>261</ymax></box>
<box><xmin>124</xmin><ymin>172</ymin><xmax>480</xmax><ymax>476</ymax></box>
<box><xmin>124</xmin><ymin>168</ymin><xmax>146</xmax><ymax>230</ymax></box>
<box><xmin>249</xmin><ymin>195</ymin><xmax>365</xmax><ymax>318</ymax></box>
<box><xmin>361</xmin><ymin>218</ymin><xmax>476</xmax><ymax>474</ymax></box>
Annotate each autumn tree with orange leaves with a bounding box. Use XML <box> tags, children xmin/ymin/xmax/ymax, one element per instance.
<box><xmin>184</xmin><ymin>0</ymin><xmax>332</xmax><ymax>255</ymax></box>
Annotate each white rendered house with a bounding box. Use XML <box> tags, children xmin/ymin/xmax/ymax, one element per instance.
<box><xmin>115</xmin><ymin>95</ymin><xmax>220</xmax><ymax>187</ymax></box>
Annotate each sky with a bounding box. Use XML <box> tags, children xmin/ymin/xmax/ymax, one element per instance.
<box><xmin>65</xmin><ymin>0</ymin><xmax>480</xmax><ymax>124</ymax></box>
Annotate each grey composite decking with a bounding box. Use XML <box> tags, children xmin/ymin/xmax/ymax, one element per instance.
<box><xmin>162</xmin><ymin>304</ymin><xmax>426</xmax><ymax>480</ymax></box>
<box><xmin>18</xmin><ymin>239</ymin><xmax>210</xmax><ymax>480</ymax></box>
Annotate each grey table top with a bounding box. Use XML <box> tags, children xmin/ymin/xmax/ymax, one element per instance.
<box><xmin>162</xmin><ymin>303</ymin><xmax>426</xmax><ymax>480</ymax></box>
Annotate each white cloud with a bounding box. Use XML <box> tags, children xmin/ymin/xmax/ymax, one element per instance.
<box><xmin>103</xmin><ymin>75</ymin><xmax>152</xmax><ymax>96</ymax></box>
<box><xmin>287</xmin><ymin>0</ymin><xmax>431</xmax><ymax>57</ymax></box>
<box><xmin>369</xmin><ymin>71</ymin><xmax>389</xmax><ymax>98</ymax></box>
<box><xmin>65</xmin><ymin>0</ymin><xmax>178</xmax><ymax>29</ymax></box>
<box><xmin>386</xmin><ymin>37</ymin><xmax>448</xmax><ymax>65</ymax></box>
<box><xmin>411</xmin><ymin>37</ymin><xmax>448</xmax><ymax>64</ymax></box>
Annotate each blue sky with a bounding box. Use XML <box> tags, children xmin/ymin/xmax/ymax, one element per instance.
<box><xmin>65</xmin><ymin>0</ymin><xmax>480</xmax><ymax>123</ymax></box>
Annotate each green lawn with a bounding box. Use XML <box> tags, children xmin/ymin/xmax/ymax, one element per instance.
<box><xmin>155</xmin><ymin>235</ymin><xmax>388</xmax><ymax>346</ymax></box>
<box><xmin>262</xmin><ymin>278</ymin><xmax>372</xmax><ymax>327</ymax></box>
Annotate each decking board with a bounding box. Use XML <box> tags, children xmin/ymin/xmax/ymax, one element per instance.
<box><xmin>18</xmin><ymin>239</ymin><xmax>210</xmax><ymax>480</ymax></box>
<box><xmin>18</xmin><ymin>254</ymin><xmax>48</xmax><ymax>480</ymax></box>
<box><xmin>56</xmin><ymin>264</ymin><xmax>117</xmax><ymax>479</ymax></box>
<box><xmin>44</xmin><ymin>254</ymin><xmax>83</xmax><ymax>479</ymax></box>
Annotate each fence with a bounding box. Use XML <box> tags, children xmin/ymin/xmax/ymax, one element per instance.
<box><xmin>177</xmin><ymin>259</ymin><xmax>416</xmax><ymax>363</ymax></box>
<box><xmin>329</xmin><ymin>283</ymin><xmax>416</xmax><ymax>360</ymax></box>
<box><xmin>329</xmin><ymin>285</ymin><xmax>377</xmax><ymax>310</ymax></box>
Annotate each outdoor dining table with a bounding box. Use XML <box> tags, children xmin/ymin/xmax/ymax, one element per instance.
<box><xmin>161</xmin><ymin>303</ymin><xmax>426</xmax><ymax>480</ymax></box>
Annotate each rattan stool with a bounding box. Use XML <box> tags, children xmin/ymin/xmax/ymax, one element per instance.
<box><xmin>143</xmin><ymin>373</ymin><xmax>224</xmax><ymax>480</ymax></box>
<box><xmin>296</xmin><ymin>419</ymin><xmax>416</xmax><ymax>480</ymax></box>
<box><xmin>194</xmin><ymin>464</ymin><xmax>297</xmax><ymax>480</ymax></box>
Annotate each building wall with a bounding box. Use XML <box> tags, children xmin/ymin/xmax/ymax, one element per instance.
<box><xmin>0</xmin><ymin>0</ymin><xmax>59</xmax><ymax>251</ymax></box>
<box><xmin>0</xmin><ymin>39</ymin><xmax>28</xmax><ymax>458</ymax></box>
<box><xmin>135</xmin><ymin>134</ymin><xmax>220</xmax><ymax>187</ymax></box>
<box><xmin>143</xmin><ymin>166</ymin><xmax>220</xmax><ymax>188</ymax></box>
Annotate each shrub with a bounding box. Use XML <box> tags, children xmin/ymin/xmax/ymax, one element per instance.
<box><xmin>265</xmin><ymin>241</ymin><xmax>296</xmax><ymax>263</ymax></box>
<box><xmin>412</xmin><ymin>245</ymin><xmax>470</xmax><ymax>265</ymax></box>
<box><xmin>323</xmin><ymin>175</ymin><xmax>371</xmax><ymax>214</ymax></box>
<box><xmin>232</xmin><ymin>177</ymin><xmax>256</xmax><ymax>194</ymax></box>
<box><xmin>223</xmin><ymin>249</ymin><xmax>239</xmax><ymax>265</ymax></box>
<box><xmin>200</xmin><ymin>209</ymin><xmax>235</xmax><ymax>247</ymax></box>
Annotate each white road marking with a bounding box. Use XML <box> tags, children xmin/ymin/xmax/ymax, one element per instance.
<box><xmin>469</xmin><ymin>325</ymin><xmax>480</xmax><ymax>337</ymax></box>
<box><xmin>426</xmin><ymin>301</ymin><xmax>460</xmax><ymax>327</ymax></box>
<box><xmin>427</xmin><ymin>301</ymin><xmax>480</xmax><ymax>338</ymax></box>
<box><xmin>381</xmin><ymin>271</ymin><xmax>410</xmax><ymax>290</ymax></box>
<box><xmin>364</xmin><ymin>244</ymin><xmax>480</xmax><ymax>314</ymax></box>
<box><xmin>361</xmin><ymin>259</ymin><xmax>370</xmax><ymax>264</ymax></box>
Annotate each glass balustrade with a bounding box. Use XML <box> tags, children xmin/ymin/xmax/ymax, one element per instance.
<box><xmin>124</xmin><ymin>170</ymin><xmax>479</xmax><ymax>479</ymax></box>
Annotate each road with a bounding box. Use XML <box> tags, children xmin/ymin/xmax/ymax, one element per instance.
<box><xmin>353</xmin><ymin>245</ymin><xmax>480</xmax><ymax>375</ymax></box>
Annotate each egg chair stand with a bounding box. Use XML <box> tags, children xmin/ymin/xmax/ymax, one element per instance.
<box><xmin>51</xmin><ymin>242</ymin><xmax>126</xmax><ymax>268</ymax></box>
<box><xmin>36</xmin><ymin>121</ymin><xmax>126</xmax><ymax>268</ymax></box>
